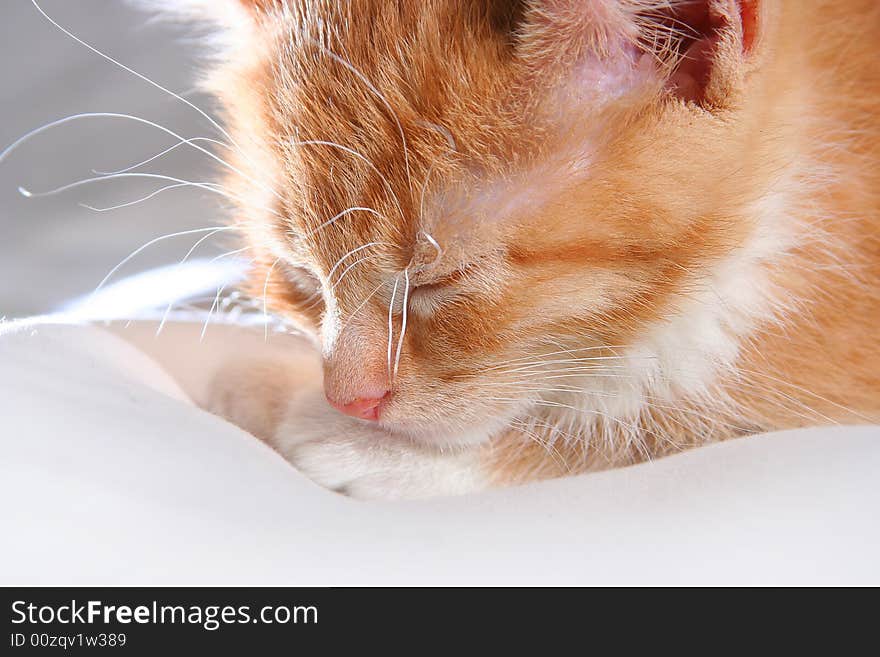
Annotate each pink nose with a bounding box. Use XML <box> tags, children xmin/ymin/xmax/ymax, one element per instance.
<box><xmin>327</xmin><ymin>392</ymin><xmax>389</xmax><ymax>421</ymax></box>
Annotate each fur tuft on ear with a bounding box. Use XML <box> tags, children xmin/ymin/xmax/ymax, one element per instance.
<box><xmin>519</xmin><ymin>0</ymin><xmax>762</xmax><ymax>108</ymax></box>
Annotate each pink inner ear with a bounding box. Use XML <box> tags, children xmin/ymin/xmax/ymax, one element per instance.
<box><xmin>669</xmin><ymin>37</ymin><xmax>717</xmax><ymax>104</ymax></box>
<box><xmin>739</xmin><ymin>0</ymin><xmax>760</xmax><ymax>54</ymax></box>
<box><xmin>663</xmin><ymin>0</ymin><xmax>758</xmax><ymax>103</ymax></box>
<box><xmin>528</xmin><ymin>0</ymin><xmax>759</xmax><ymax>110</ymax></box>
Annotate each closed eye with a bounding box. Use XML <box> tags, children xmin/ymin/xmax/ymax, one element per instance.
<box><xmin>285</xmin><ymin>263</ymin><xmax>321</xmax><ymax>292</ymax></box>
<box><xmin>408</xmin><ymin>266</ymin><xmax>474</xmax><ymax>314</ymax></box>
<box><xmin>280</xmin><ymin>263</ymin><xmax>323</xmax><ymax>309</ymax></box>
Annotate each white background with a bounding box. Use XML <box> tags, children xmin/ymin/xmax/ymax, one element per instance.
<box><xmin>1</xmin><ymin>0</ymin><xmax>227</xmax><ymax>316</ymax></box>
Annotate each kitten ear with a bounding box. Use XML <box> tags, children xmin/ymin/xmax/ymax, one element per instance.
<box><xmin>520</xmin><ymin>0</ymin><xmax>761</xmax><ymax>107</ymax></box>
<box><xmin>661</xmin><ymin>0</ymin><xmax>761</xmax><ymax>105</ymax></box>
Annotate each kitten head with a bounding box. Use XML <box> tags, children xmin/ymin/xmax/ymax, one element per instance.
<box><xmin>153</xmin><ymin>0</ymin><xmax>768</xmax><ymax>447</ymax></box>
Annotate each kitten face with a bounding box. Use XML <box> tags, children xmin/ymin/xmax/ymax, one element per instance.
<box><xmin>168</xmin><ymin>0</ymin><xmax>763</xmax><ymax>447</ymax></box>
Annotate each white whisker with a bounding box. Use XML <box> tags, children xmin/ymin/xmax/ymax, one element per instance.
<box><xmin>210</xmin><ymin>246</ymin><xmax>251</xmax><ymax>262</ymax></box>
<box><xmin>90</xmin><ymin>226</ymin><xmax>238</xmax><ymax>300</ymax></box>
<box><xmin>291</xmin><ymin>140</ymin><xmax>405</xmax><ymax>220</ymax></box>
<box><xmin>326</xmin><ymin>241</ymin><xmax>388</xmax><ymax>282</ymax></box>
<box><xmin>341</xmin><ymin>280</ymin><xmax>386</xmax><ymax>332</ymax></box>
<box><xmin>418</xmin><ymin>230</ymin><xmax>443</xmax><ymax>265</ymax></box>
<box><xmin>201</xmin><ymin>284</ymin><xmax>227</xmax><ymax>342</ymax></box>
<box><xmin>419</xmin><ymin>165</ymin><xmax>436</xmax><ymax>221</ymax></box>
<box><xmin>156</xmin><ymin>227</ymin><xmax>232</xmax><ymax>335</ymax></box>
<box><xmin>479</xmin><ymin>345</ymin><xmax>632</xmax><ymax>371</ymax></box>
<box><xmin>261</xmin><ymin>258</ymin><xmax>282</xmax><ymax>342</ymax></box>
<box><xmin>393</xmin><ymin>269</ymin><xmax>410</xmax><ymax>379</ymax></box>
<box><xmin>21</xmin><ymin>172</ymin><xmax>283</xmax><ymax>219</ymax></box>
<box><xmin>80</xmin><ymin>182</ymin><xmax>220</xmax><ymax>213</ymax></box>
<box><xmin>29</xmin><ymin>1</ymin><xmax>242</xmax><ymax>158</ymax></box>
<box><xmin>94</xmin><ymin>136</ymin><xmax>230</xmax><ymax>175</ymax></box>
<box><xmin>1</xmin><ymin>109</ymin><xmax>279</xmax><ymax>201</ymax></box>
<box><xmin>387</xmin><ymin>276</ymin><xmax>400</xmax><ymax>380</ymax></box>
<box><xmin>306</xmin><ymin>206</ymin><xmax>385</xmax><ymax>237</ymax></box>
<box><xmin>317</xmin><ymin>46</ymin><xmax>413</xmax><ymax>199</ymax></box>
<box><xmin>331</xmin><ymin>255</ymin><xmax>378</xmax><ymax>290</ymax></box>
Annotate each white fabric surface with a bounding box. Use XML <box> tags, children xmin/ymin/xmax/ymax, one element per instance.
<box><xmin>1</xmin><ymin>320</ymin><xmax>878</xmax><ymax>585</ymax></box>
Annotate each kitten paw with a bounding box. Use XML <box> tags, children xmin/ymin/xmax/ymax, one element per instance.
<box><xmin>285</xmin><ymin>433</ymin><xmax>487</xmax><ymax>500</ymax></box>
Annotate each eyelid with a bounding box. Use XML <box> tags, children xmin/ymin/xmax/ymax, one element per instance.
<box><xmin>284</xmin><ymin>263</ymin><xmax>321</xmax><ymax>288</ymax></box>
<box><xmin>408</xmin><ymin>266</ymin><xmax>476</xmax><ymax>316</ymax></box>
<box><xmin>412</xmin><ymin>264</ymin><xmax>473</xmax><ymax>292</ymax></box>
<box><xmin>412</xmin><ymin>276</ymin><xmax>455</xmax><ymax>295</ymax></box>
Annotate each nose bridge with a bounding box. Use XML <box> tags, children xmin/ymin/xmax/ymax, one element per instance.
<box><xmin>319</xmin><ymin>267</ymin><xmax>376</xmax><ymax>359</ymax></box>
<box><xmin>322</xmin><ymin>315</ymin><xmax>390</xmax><ymax>405</ymax></box>
<box><xmin>318</xmin><ymin>234</ymin><xmax>389</xmax><ymax>351</ymax></box>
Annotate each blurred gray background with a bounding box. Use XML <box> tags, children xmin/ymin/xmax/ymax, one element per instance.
<box><xmin>1</xmin><ymin>0</ymin><xmax>230</xmax><ymax>317</ymax></box>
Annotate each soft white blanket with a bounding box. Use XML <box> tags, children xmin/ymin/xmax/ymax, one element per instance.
<box><xmin>1</xmin><ymin>319</ymin><xmax>878</xmax><ymax>585</ymax></box>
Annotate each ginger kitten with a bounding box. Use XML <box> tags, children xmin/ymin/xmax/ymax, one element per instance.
<box><xmin>147</xmin><ymin>0</ymin><xmax>879</xmax><ymax>498</ymax></box>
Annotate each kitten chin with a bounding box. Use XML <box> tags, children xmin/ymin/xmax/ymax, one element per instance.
<box><xmin>145</xmin><ymin>0</ymin><xmax>880</xmax><ymax>498</ymax></box>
